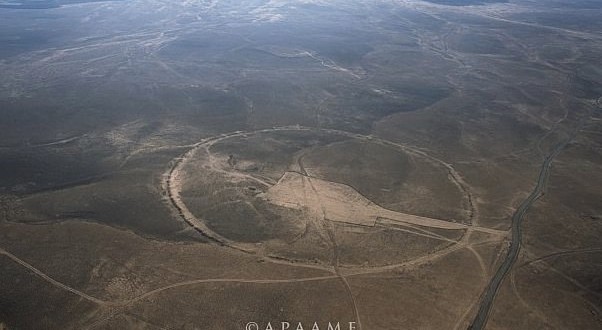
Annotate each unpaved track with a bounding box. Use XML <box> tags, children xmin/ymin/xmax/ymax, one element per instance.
<box><xmin>0</xmin><ymin>245</ymin><xmax>345</xmax><ymax>329</ymax></box>
<box><xmin>376</xmin><ymin>221</ymin><xmax>460</xmax><ymax>243</ymax></box>
<box><xmin>268</xmin><ymin>170</ymin><xmax>500</xmax><ymax>234</ymax></box>
<box><xmin>520</xmin><ymin>248</ymin><xmax>602</xmax><ymax>267</ymax></box>
<box><xmin>0</xmin><ymin>247</ymin><xmax>107</xmax><ymax>305</ymax></box>
<box><xmin>126</xmin><ymin>275</ymin><xmax>340</xmax><ymax>305</ymax></box>
<box><xmin>0</xmin><ymin>119</ymin><xmax>502</xmax><ymax>330</ymax></box>
<box><xmin>160</xmin><ymin>126</ymin><xmax>504</xmax><ymax>329</ymax></box>
<box><xmin>163</xmin><ymin>126</ymin><xmax>491</xmax><ymax>261</ymax></box>
<box><xmin>299</xmin><ymin>156</ymin><xmax>363</xmax><ymax>330</ymax></box>
<box><xmin>168</xmin><ymin>125</ymin><xmax>503</xmax><ymax>329</ymax></box>
<box><xmin>344</xmin><ymin>237</ymin><xmax>499</xmax><ymax>277</ymax></box>
<box><xmin>91</xmin><ymin>124</ymin><xmax>511</xmax><ymax>330</ymax></box>
<box><xmin>85</xmin><ymin>274</ymin><xmax>344</xmax><ymax>329</ymax></box>
<box><xmin>0</xmin><ymin>246</ymin><xmax>339</xmax><ymax>307</ymax></box>
<box><xmin>0</xmin><ymin>126</ymin><xmax>498</xmax><ymax>329</ymax></box>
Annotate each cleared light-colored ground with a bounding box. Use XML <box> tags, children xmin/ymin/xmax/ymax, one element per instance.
<box><xmin>262</xmin><ymin>171</ymin><xmax>504</xmax><ymax>235</ymax></box>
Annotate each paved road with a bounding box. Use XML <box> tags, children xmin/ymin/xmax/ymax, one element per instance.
<box><xmin>469</xmin><ymin>118</ymin><xmax>586</xmax><ymax>329</ymax></box>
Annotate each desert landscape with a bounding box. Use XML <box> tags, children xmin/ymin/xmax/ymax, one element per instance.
<box><xmin>0</xmin><ymin>0</ymin><xmax>601</xmax><ymax>329</ymax></box>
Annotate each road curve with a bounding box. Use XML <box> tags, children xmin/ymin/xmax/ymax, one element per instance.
<box><xmin>468</xmin><ymin>117</ymin><xmax>586</xmax><ymax>330</ymax></box>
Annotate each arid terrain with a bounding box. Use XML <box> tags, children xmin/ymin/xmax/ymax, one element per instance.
<box><xmin>0</xmin><ymin>0</ymin><xmax>601</xmax><ymax>329</ymax></box>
